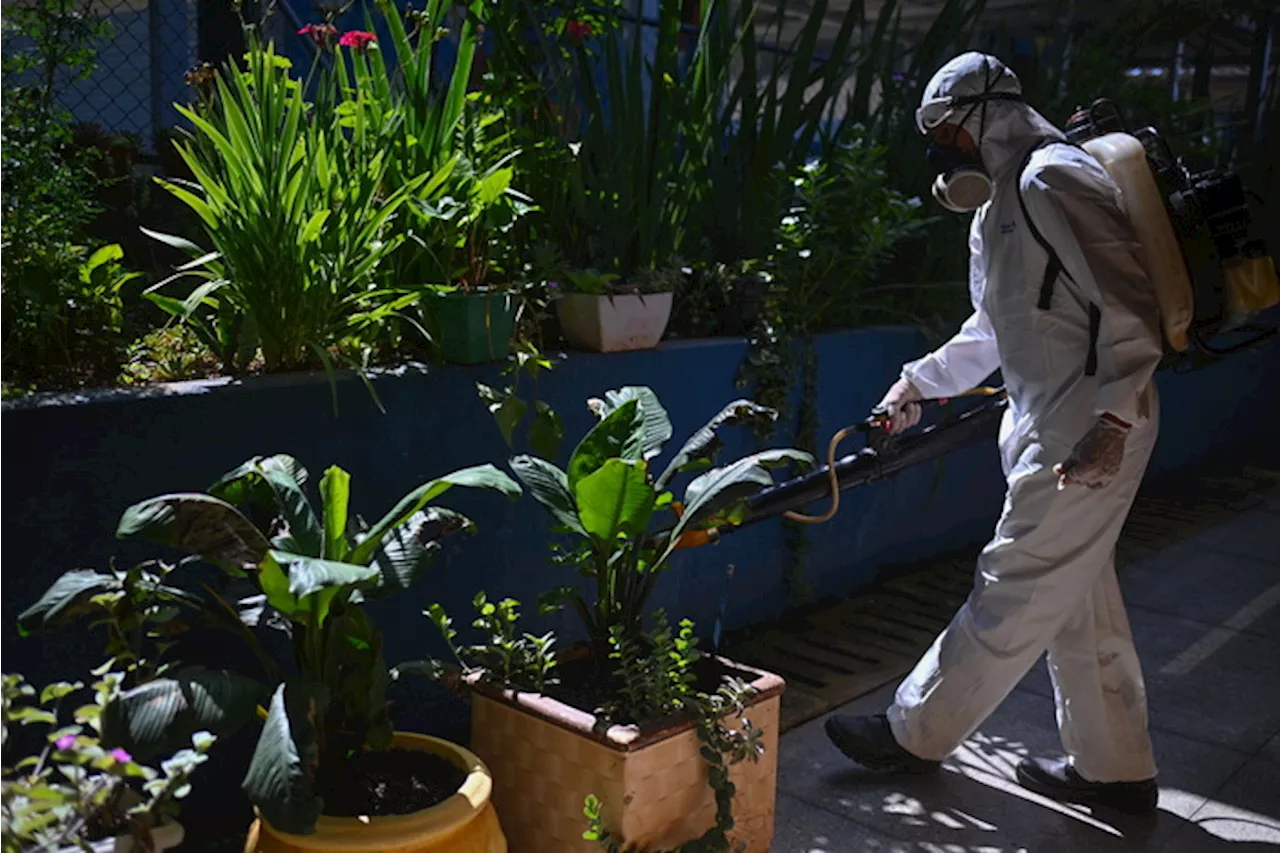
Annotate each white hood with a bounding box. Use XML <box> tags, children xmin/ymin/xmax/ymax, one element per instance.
<box><xmin>917</xmin><ymin>52</ymin><xmax>1067</xmax><ymax>186</ymax></box>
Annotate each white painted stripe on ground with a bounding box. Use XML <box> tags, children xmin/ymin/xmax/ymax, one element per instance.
<box><xmin>1161</xmin><ymin>583</ymin><xmax>1280</xmax><ymax>677</ymax></box>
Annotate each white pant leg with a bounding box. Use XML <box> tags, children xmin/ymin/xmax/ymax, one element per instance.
<box><xmin>887</xmin><ymin>416</ymin><xmax>1157</xmax><ymax>763</ymax></box>
<box><xmin>1047</xmin><ymin>554</ymin><xmax>1157</xmax><ymax>782</ymax></box>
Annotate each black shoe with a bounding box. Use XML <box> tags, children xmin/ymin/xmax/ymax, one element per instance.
<box><xmin>1016</xmin><ymin>757</ymin><xmax>1158</xmax><ymax>815</ymax></box>
<box><xmin>824</xmin><ymin>714</ymin><xmax>942</xmax><ymax>774</ymax></box>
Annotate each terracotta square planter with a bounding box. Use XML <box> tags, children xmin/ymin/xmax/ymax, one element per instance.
<box><xmin>555</xmin><ymin>292</ymin><xmax>673</xmax><ymax>353</ymax></box>
<box><xmin>467</xmin><ymin>658</ymin><xmax>783</xmax><ymax>853</ymax></box>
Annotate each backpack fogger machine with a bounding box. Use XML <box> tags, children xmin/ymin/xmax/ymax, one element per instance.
<box><xmin>1064</xmin><ymin>98</ymin><xmax>1280</xmax><ymax>365</ymax></box>
<box><xmin>663</xmin><ymin>99</ymin><xmax>1279</xmax><ymax>548</ymax></box>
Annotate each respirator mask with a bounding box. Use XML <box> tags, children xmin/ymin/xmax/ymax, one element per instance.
<box><xmin>916</xmin><ymin>67</ymin><xmax>1025</xmax><ymax>213</ymax></box>
<box><xmin>926</xmin><ymin>142</ymin><xmax>993</xmax><ymax>213</ymax></box>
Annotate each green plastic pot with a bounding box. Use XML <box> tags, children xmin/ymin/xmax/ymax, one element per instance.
<box><xmin>431</xmin><ymin>290</ymin><xmax>517</xmax><ymax>365</ymax></box>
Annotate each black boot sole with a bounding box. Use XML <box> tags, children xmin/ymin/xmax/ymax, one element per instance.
<box><xmin>1016</xmin><ymin>763</ymin><xmax>1159</xmax><ymax>815</ymax></box>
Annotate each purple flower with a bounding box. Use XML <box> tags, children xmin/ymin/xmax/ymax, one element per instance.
<box><xmin>109</xmin><ymin>748</ymin><xmax>132</xmax><ymax>763</ymax></box>
<box><xmin>55</xmin><ymin>735</ymin><xmax>76</xmax><ymax>750</ymax></box>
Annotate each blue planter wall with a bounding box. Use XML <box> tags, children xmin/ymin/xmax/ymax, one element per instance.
<box><xmin>4</xmin><ymin>325</ymin><xmax>1279</xmax><ymax>690</ymax></box>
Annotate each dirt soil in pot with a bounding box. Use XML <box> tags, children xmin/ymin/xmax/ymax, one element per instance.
<box><xmin>84</xmin><ymin>810</ymin><xmax>131</xmax><ymax>843</ymax></box>
<box><xmin>545</xmin><ymin>654</ymin><xmax>757</xmax><ymax>726</ymax></box>
<box><xmin>315</xmin><ymin>749</ymin><xmax>467</xmax><ymax>817</ymax></box>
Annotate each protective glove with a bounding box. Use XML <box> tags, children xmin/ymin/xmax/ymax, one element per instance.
<box><xmin>1054</xmin><ymin>413</ymin><xmax>1131</xmax><ymax>491</ymax></box>
<box><xmin>877</xmin><ymin>377</ymin><xmax>924</xmax><ymax>435</ymax></box>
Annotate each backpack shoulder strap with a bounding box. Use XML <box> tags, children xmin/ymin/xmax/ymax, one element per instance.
<box><xmin>1016</xmin><ymin>139</ymin><xmax>1102</xmax><ymax>377</ymax></box>
<box><xmin>1015</xmin><ymin>138</ymin><xmax>1076</xmax><ymax>310</ymax></box>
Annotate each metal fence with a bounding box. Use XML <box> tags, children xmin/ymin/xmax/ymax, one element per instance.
<box><xmin>15</xmin><ymin>0</ymin><xmax>720</xmax><ymax>155</ymax></box>
<box><xmin>16</xmin><ymin>0</ymin><xmax>1273</xmax><ymax>163</ymax></box>
<box><xmin>2</xmin><ymin>0</ymin><xmax>244</xmax><ymax>154</ymax></box>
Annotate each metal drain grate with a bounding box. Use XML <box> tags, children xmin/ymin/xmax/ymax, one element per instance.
<box><xmin>722</xmin><ymin>462</ymin><xmax>1280</xmax><ymax>733</ymax></box>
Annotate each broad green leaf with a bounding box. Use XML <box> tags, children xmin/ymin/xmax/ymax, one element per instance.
<box><xmin>80</xmin><ymin>244</ymin><xmax>124</xmax><ymax>280</ymax></box>
<box><xmin>237</xmin><ymin>594</ymin><xmax>292</xmax><ymax>635</ymax></box>
<box><xmin>366</xmin><ymin>508</ymin><xmax>472</xmax><ymax>597</ymax></box>
<box><xmin>349</xmin><ymin>465</ymin><xmax>520</xmax><ymax>566</ymax></box>
<box><xmin>39</xmin><ymin>682</ymin><xmax>82</xmax><ymax>703</ymax></box>
<box><xmin>529</xmin><ymin>402</ymin><xmax>564</xmax><ymax>462</ymax></box>
<box><xmin>574</xmin><ymin>459</ymin><xmax>655</xmax><ymax>544</ymax></box>
<box><xmin>209</xmin><ymin>455</ymin><xmax>308</xmax><ymax>509</ymax></box>
<box><xmin>661</xmin><ymin>449</ymin><xmax>814</xmax><ymax>563</ymax></box>
<box><xmin>319</xmin><ymin>467</ymin><xmax>351</xmax><ymax>562</ymax></box>
<box><xmin>567</xmin><ymin>399</ymin><xmax>645</xmax><ymax>490</ymax></box>
<box><xmin>474</xmin><ymin>166</ymin><xmax>513</xmax><ymax>206</ymax></box>
<box><xmin>11</xmin><ymin>707</ymin><xmax>56</xmax><ymax>726</ymax></box>
<box><xmin>242</xmin><ymin>681</ymin><xmax>327</xmax><ymax>836</ymax></box>
<box><xmin>17</xmin><ymin>570</ymin><xmax>123</xmax><ymax>635</ymax></box>
<box><xmin>261</xmin><ymin>551</ymin><xmax>378</xmax><ymax>627</ymax></box>
<box><xmin>509</xmin><ymin>456</ymin><xmax>584</xmax><ymax>535</ymax></box>
<box><xmin>600</xmin><ymin>387</ymin><xmax>672</xmax><ymax>461</ymax></box>
<box><xmin>207</xmin><ymin>457</ymin><xmax>321</xmax><ymax>556</ymax></box>
<box><xmin>656</xmin><ymin>400</ymin><xmax>779</xmax><ymax>490</ymax></box>
<box><xmin>493</xmin><ymin>395</ymin><xmax>527</xmax><ymax>448</ymax></box>
<box><xmin>145</xmin><ymin>292</ymin><xmax>195</xmax><ymax>320</ymax></box>
<box><xmin>257</xmin><ymin>556</ymin><xmax>298</xmax><ymax>620</ymax></box>
<box><xmin>258</xmin><ymin>462</ymin><xmax>323</xmax><ymax>556</ymax></box>
<box><xmin>102</xmin><ymin>669</ymin><xmax>266</xmax><ymax>761</ymax></box>
<box><xmin>116</xmin><ymin>494</ymin><xmax>270</xmax><ymax>571</ymax></box>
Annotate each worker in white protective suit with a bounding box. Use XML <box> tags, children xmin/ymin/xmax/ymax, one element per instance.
<box><xmin>823</xmin><ymin>52</ymin><xmax>1166</xmax><ymax>815</ymax></box>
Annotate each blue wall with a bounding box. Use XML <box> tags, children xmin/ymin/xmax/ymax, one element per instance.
<box><xmin>4</xmin><ymin>325</ymin><xmax>1280</xmax><ymax>690</ymax></box>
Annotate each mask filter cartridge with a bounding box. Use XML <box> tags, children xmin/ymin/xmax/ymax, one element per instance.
<box><xmin>927</xmin><ymin>142</ymin><xmax>994</xmax><ymax>212</ymax></box>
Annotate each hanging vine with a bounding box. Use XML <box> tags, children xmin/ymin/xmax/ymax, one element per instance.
<box><xmin>581</xmin><ymin>613</ymin><xmax>765</xmax><ymax>853</ymax></box>
<box><xmin>733</xmin><ymin>134</ymin><xmax>937</xmax><ymax>602</ymax></box>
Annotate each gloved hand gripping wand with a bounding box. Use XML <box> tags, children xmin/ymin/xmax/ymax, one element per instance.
<box><xmin>783</xmin><ymin>385</ymin><xmax>1007</xmax><ymax>524</ymax></box>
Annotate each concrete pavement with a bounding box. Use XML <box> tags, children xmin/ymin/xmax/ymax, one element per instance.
<box><xmin>769</xmin><ymin>489</ymin><xmax>1280</xmax><ymax>852</ymax></box>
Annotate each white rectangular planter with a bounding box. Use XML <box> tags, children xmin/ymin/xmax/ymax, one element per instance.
<box><xmin>555</xmin><ymin>292</ymin><xmax>673</xmax><ymax>353</ymax></box>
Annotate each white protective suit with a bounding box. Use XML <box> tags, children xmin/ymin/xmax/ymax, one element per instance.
<box><xmin>885</xmin><ymin>53</ymin><xmax>1167</xmax><ymax>783</ymax></box>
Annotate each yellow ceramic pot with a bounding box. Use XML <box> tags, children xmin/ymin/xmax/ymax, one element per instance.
<box><xmin>244</xmin><ymin>733</ymin><xmax>506</xmax><ymax>853</ymax></box>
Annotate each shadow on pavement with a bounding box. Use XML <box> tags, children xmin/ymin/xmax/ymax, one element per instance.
<box><xmin>809</xmin><ymin>760</ymin><xmax>1279</xmax><ymax>852</ymax></box>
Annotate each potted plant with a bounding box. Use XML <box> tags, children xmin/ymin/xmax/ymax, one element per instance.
<box><xmin>406</xmin><ymin>387</ymin><xmax>811</xmax><ymax>852</ymax></box>
<box><xmin>554</xmin><ymin>266</ymin><xmax>679</xmax><ymax>353</ymax></box>
<box><xmin>668</xmin><ymin>261</ymin><xmax>773</xmax><ymax>340</ymax></box>
<box><xmin>22</xmin><ymin>454</ymin><xmax>521</xmax><ymax>851</ymax></box>
<box><xmin>142</xmin><ymin>39</ymin><xmax>442</xmax><ymax>386</ymax></box>
<box><xmin>333</xmin><ymin>0</ymin><xmax>533</xmax><ymax>366</ymax></box>
<box><xmin>1</xmin><ymin>671</ymin><xmax>213</xmax><ymax>853</ymax></box>
<box><xmin>420</xmin><ymin>116</ymin><xmax>536</xmax><ymax>365</ymax></box>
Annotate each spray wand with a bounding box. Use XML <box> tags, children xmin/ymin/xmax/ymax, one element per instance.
<box><xmin>661</xmin><ymin>386</ymin><xmax>1008</xmax><ymax>550</ymax></box>
<box><xmin>781</xmin><ymin>385</ymin><xmax>1006</xmax><ymax>525</ymax></box>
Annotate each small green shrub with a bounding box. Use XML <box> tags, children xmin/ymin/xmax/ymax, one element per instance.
<box><xmin>1</xmin><ymin>671</ymin><xmax>215</xmax><ymax>851</ymax></box>
<box><xmin>1</xmin><ymin>0</ymin><xmax>144</xmax><ymax>394</ymax></box>
<box><xmin>119</xmin><ymin>325</ymin><xmax>222</xmax><ymax>386</ymax></box>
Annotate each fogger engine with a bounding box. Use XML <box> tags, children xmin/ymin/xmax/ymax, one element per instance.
<box><xmin>1065</xmin><ymin>98</ymin><xmax>1279</xmax><ymax>361</ymax></box>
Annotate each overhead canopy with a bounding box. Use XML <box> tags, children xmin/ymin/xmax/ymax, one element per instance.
<box><xmin>747</xmin><ymin>0</ymin><xmax>1271</xmax><ymax>68</ymax></box>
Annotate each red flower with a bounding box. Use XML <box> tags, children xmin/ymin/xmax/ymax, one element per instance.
<box><xmin>339</xmin><ymin>30</ymin><xmax>377</xmax><ymax>51</ymax></box>
<box><xmin>297</xmin><ymin>23</ymin><xmax>339</xmax><ymax>48</ymax></box>
<box><xmin>565</xmin><ymin>20</ymin><xmax>593</xmax><ymax>40</ymax></box>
